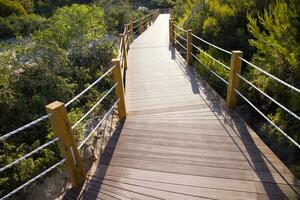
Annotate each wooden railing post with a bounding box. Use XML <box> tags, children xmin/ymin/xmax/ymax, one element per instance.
<box><xmin>152</xmin><ymin>13</ymin><xmax>155</xmax><ymax>23</ymax></box>
<box><xmin>45</xmin><ymin>102</ymin><xmax>85</xmax><ymax>187</ymax></box>
<box><xmin>112</xmin><ymin>58</ymin><xmax>127</xmax><ymax>120</ymax></box>
<box><xmin>138</xmin><ymin>18</ymin><xmax>142</xmax><ymax>35</ymax></box>
<box><xmin>145</xmin><ymin>17</ymin><xmax>148</xmax><ymax>29</ymax></box>
<box><xmin>125</xmin><ymin>24</ymin><xmax>130</xmax><ymax>51</ymax></box>
<box><xmin>226</xmin><ymin>51</ymin><xmax>243</xmax><ymax>109</ymax></box>
<box><xmin>169</xmin><ymin>20</ymin><xmax>175</xmax><ymax>46</ymax></box>
<box><xmin>169</xmin><ymin>20</ymin><xmax>172</xmax><ymax>43</ymax></box>
<box><xmin>120</xmin><ymin>33</ymin><xmax>128</xmax><ymax>70</ymax></box>
<box><xmin>187</xmin><ymin>29</ymin><xmax>193</xmax><ymax>65</ymax></box>
<box><xmin>130</xmin><ymin>20</ymin><xmax>134</xmax><ymax>43</ymax></box>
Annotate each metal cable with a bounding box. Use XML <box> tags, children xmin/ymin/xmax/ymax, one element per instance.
<box><xmin>132</xmin><ymin>19</ymin><xmax>139</xmax><ymax>24</ymax></box>
<box><xmin>71</xmin><ymin>83</ymin><xmax>118</xmax><ymax>130</ymax></box>
<box><xmin>133</xmin><ymin>24</ymin><xmax>139</xmax><ymax>29</ymax></box>
<box><xmin>191</xmin><ymin>33</ymin><xmax>232</xmax><ymax>55</ymax></box>
<box><xmin>78</xmin><ymin>99</ymin><xmax>120</xmax><ymax>149</ymax></box>
<box><xmin>235</xmin><ymin>89</ymin><xmax>300</xmax><ymax>149</ymax></box>
<box><xmin>0</xmin><ymin>114</ymin><xmax>50</xmax><ymax>141</ymax></box>
<box><xmin>174</xmin><ymin>31</ymin><xmax>187</xmax><ymax>42</ymax></box>
<box><xmin>237</xmin><ymin>73</ymin><xmax>300</xmax><ymax>121</ymax></box>
<box><xmin>175</xmin><ymin>39</ymin><xmax>187</xmax><ymax>51</ymax></box>
<box><xmin>191</xmin><ymin>53</ymin><xmax>228</xmax><ymax>85</ymax></box>
<box><xmin>0</xmin><ymin>138</ymin><xmax>59</xmax><ymax>173</ymax></box>
<box><xmin>141</xmin><ymin>18</ymin><xmax>148</xmax><ymax>24</ymax></box>
<box><xmin>173</xmin><ymin>24</ymin><xmax>187</xmax><ymax>33</ymax></box>
<box><xmin>0</xmin><ymin>159</ymin><xmax>66</xmax><ymax>200</ymax></box>
<box><xmin>65</xmin><ymin>65</ymin><xmax>116</xmax><ymax>107</ymax></box>
<box><xmin>239</xmin><ymin>57</ymin><xmax>300</xmax><ymax>94</ymax></box>
<box><xmin>192</xmin><ymin>43</ymin><xmax>230</xmax><ymax>70</ymax></box>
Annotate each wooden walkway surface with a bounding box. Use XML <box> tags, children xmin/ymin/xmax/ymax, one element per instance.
<box><xmin>73</xmin><ymin>14</ymin><xmax>299</xmax><ymax>199</ymax></box>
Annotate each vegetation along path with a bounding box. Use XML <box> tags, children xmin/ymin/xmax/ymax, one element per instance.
<box><xmin>74</xmin><ymin>14</ymin><xmax>300</xmax><ymax>199</ymax></box>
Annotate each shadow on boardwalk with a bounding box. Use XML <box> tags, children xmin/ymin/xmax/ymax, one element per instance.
<box><xmin>171</xmin><ymin>46</ymin><xmax>299</xmax><ymax>199</ymax></box>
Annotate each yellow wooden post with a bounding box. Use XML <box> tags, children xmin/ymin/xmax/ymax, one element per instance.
<box><xmin>125</xmin><ymin>24</ymin><xmax>130</xmax><ymax>51</ymax></box>
<box><xmin>45</xmin><ymin>102</ymin><xmax>85</xmax><ymax>187</ymax></box>
<box><xmin>138</xmin><ymin>18</ymin><xmax>143</xmax><ymax>35</ymax></box>
<box><xmin>146</xmin><ymin>17</ymin><xmax>149</xmax><ymax>28</ymax></box>
<box><xmin>130</xmin><ymin>20</ymin><xmax>134</xmax><ymax>43</ymax></box>
<box><xmin>120</xmin><ymin>33</ymin><xmax>128</xmax><ymax>70</ymax></box>
<box><xmin>169</xmin><ymin>19</ymin><xmax>172</xmax><ymax>43</ymax></box>
<box><xmin>187</xmin><ymin>29</ymin><xmax>193</xmax><ymax>65</ymax></box>
<box><xmin>152</xmin><ymin>13</ymin><xmax>155</xmax><ymax>23</ymax></box>
<box><xmin>112</xmin><ymin>58</ymin><xmax>127</xmax><ymax>120</ymax></box>
<box><xmin>226</xmin><ymin>50</ymin><xmax>243</xmax><ymax>109</ymax></box>
<box><xmin>169</xmin><ymin>20</ymin><xmax>175</xmax><ymax>46</ymax></box>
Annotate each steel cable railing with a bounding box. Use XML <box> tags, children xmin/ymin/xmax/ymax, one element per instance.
<box><xmin>131</xmin><ymin>19</ymin><xmax>139</xmax><ymax>24</ymax></box>
<box><xmin>174</xmin><ymin>38</ymin><xmax>187</xmax><ymax>51</ymax></box>
<box><xmin>235</xmin><ymin>89</ymin><xmax>300</xmax><ymax>149</ymax></box>
<box><xmin>78</xmin><ymin>98</ymin><xmax>120</xmax><ymax>149</ymax></box>
<box><xmin>174</xmin><ymin>24</ymin><xmax>187</xmax><ymax>33</ymax></box>
<box><xmin>65</xmin><ymin>65</ymin><xmax>116</xmax><ymax>107</ymax></box>
<box><xmin>1</xmin><ymin>159</ymin><xmax>66</xmax><ymax>200</ymax></box>
<box><xmin>191</xmin><ymin>52</ymin><xmax>228</xmax><ymax>85</ymax></box>
<box><xmin>71</xmin><ymin>83</ymin><xmax>118</xmax><ymax>130</ymax></box>
<box><xmin>133</xmin><ymin>24</ymin><xmax>139</xmax><ymax>30</ymax></box>
<box><xmin>0</xmin><ymin>64</ymin><xmax>117</xmax><ymax>198</ymax></box>
<box><xmin>236</xmin><ymin>73</ymin><xmax>300</xmax><ymax>121</ymax></box>
<box><xmin>0</xmin><ymin>138</ymin><xmax>59</xmax><ymax>173</ymax></box>
<box><xmin>191</xmin><ymin>43</ymin><xmax>230</xmax><ymax>70</ymax></box>
<box><xmin>133</xmin><ymin>28</ymin><xmax>140</xmax><ymax>34</ymax></box>
<box><xmin>174</xmin><ymin>31</ymin><xmax>187</xmax><ymax>42</ymax></box>
<box><xmin>191</xmin><ymin>33</ymin><xmax>231</xmax><ymax>55</ymax></box>
<box><xmin>0</xmin><ymin>114</ymin><xmax>50</xmax><ymax>141</ymax></box>
<box><xmin>239</xmin><ymin>57</ymin><xmax>300</xmax><ymax>94</ymax></box>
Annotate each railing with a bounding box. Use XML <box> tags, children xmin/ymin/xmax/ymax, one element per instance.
<box><xmin>0</xmin><ymin>9</ymin><xmax>159</xmax><ymax>199</ymax></box>
<box><xmin>169</xmin><ymin>20</ymin><xmax>300</xmax><ymax>150</ymax></box>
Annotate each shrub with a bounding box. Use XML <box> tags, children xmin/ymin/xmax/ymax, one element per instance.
<box><xmin>0</xmin><ymin>14</ymin><xmax>46</xmax><ymax>39</ymax></box>
<box><xmin>0</xmin><ymin>0</ymin><xmax>27</xmax><ymax>17</ymax></box>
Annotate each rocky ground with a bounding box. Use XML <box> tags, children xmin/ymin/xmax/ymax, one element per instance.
<box><xmin>23</xmin><ymin>107</ymin><xmax>119</xmax><ymax>200</ymax></box>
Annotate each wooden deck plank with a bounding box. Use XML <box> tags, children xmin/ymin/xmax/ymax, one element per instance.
<box><xmin>91</xmin><ymin>165</ymin><xmax>299</xmax><ymax>198</ymax></box>
<box><xmin>88</xmin><ymin>175</ymin><xmax>285</xmax><ymax>200</ymax></box>
<box><xmin>76</xmin><ymin>14</ymin><xmax>300</xmax><ymax>199</ymax></box>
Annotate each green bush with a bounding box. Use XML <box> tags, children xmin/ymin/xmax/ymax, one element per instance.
<box><xmin>0</xmin><ymin>14</ymin><xmax>45</xmax><ymax>39</ymax></box>
<box><xmin>0</xmin><ymin>0</ymin><xmax>27</xmax><ymax>17</ymax></box>
<box><xmin>0</xmin><ymin>18</ymin><xmax>15</xmax><ymax>38</ymax></box>
<box><xmin>149</xmin><ymin>0</ymin><xmax>175</xmax><ymax>9</ymax></box>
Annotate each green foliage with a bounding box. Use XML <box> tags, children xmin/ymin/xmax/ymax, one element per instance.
<box><xmin>33</xmin><ymin>0</ymin><xmax>78</xmax><ymax>17</ymax></box>
<box><xmin>0</xmin><ymin>3</ymin><xmax>121</xmax><ymax>197</ymax></box>
<box><xmin>40</xmin><ymin>4</ymin><xmax>105</xmax><ymax>48</ymax></box>
<box><xmin>246</xmin><ymin>0</ymin><xmax>300</xmax><ymax>159</ymax></box>
<box><xmin>148</xmin><ymin>0</ymin><xmax>175</xmax><ymax>9</ymax></box>
<box><xmin>0</xmin><ymin>0</ymin><xmax>27</xmax><ymax>17</ymax></box>
<box><xmin>97</xmin><ymin>0</ymin><xmax>146</xmax><ymax>32</ymax></box>
<box><xmin>0</xmin><ymin>14</ymin><xmax>46</xmax><ymax>38</ymax></box>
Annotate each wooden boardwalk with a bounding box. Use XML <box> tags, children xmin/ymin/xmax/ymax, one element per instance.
<box><xmin>73</xmin><ymin>14</ymin><xmax>300</xmax><ymax>199</ymax></box>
